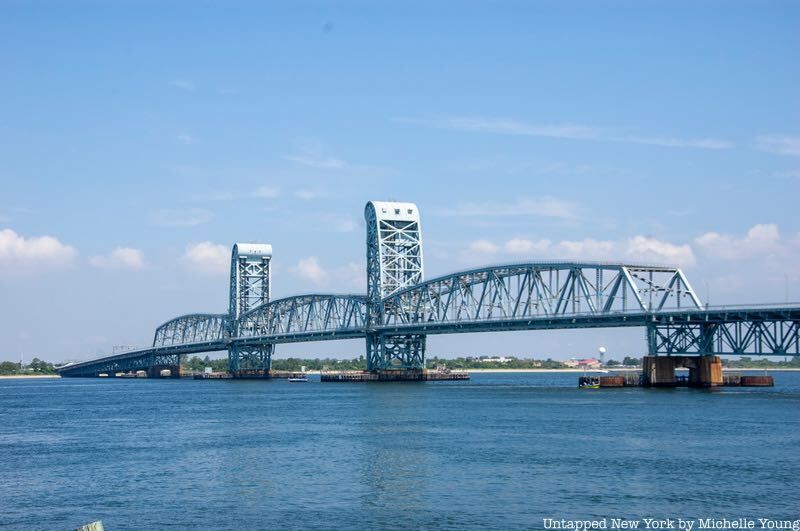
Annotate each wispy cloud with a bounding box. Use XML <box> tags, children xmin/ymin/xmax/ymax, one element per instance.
<box><xmin>183</xmin><ymin>242</ymin><xmax>229</xmax><ymax>275</ymax></box>
<box><xmin>253</xmin><ymin>186</ymin><xmax>280</xmax><ymax>199</ymax></box>
<box><xmin>773</xmin><ymin>169</ymin><xmax>800</xmax><ymax>180</ymax></box>
<box><xmin>401</xmin><ymin>116</ymin><xmax>734</xmax><ymax>150</ymax></box>
<box><xmin>283</xmin><ymin>154</ymin><xmax>347</xmax><ymax>169</ymax></box>
<box><xmin>460</xmin><ymin>234</ymin><xmax>694</xmax><ymax>267</ymax></box>
<box><xmin>694</xmin><ymin>224</ymin><xmax>781</xmax><ymax>260</ymax></box>
<box><xmin>0</xmin><ymin>228</ymin><xmax>78</xmax><ymax>274</ymax></box>
<box><xmin>290</xmin><ymin>256</ymin><xmax>327</xmax><ymax>284</ymax></box>
<box><xmin>191</xmin><ymin>191</ymin><xmax>236</xmax><ymax>201</ymax></box>
<box><xmin>175</xmin><ymin>133</ymin><xmax>194</xmax><ymax>146</ymax></box>
<box><xmin>88</xmin><ymin>247</ymin><xmax>145</xmax><ymax>270</ymax></box>
<box><xmin>288</xmin><ymin>257</ymin><xmax>364</xmax><ymax>289</ymax></box>
<box><xmin>295</xmin><ymin>188</ymin><xmax>323</xmax><ymax>201</ymax></box>
<box><xmin>149</xmin><ymin>208</ymin><xmax>212</xmax><ymax>227</ymax></box>
<box><xmin>169</xmin><ymin>79</ymin><xmax>195</xmax><ymax>91</ymax></box>
<box><xmin>438</xmin><ymin>197</ymin><xmax>579</xmax><ymax>220</ymax></box>
<box><xmin>756</xmin><ymin>135</ymin><xmax>800</xmax><ymax>156</ymax></box>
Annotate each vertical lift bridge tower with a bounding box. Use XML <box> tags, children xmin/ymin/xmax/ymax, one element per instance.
<box><xmin>228</xmin><ymin>243</ymin><xmax>272</xmax><ymax>376</ymax></box>
<box><xmin>365</xmin><ymin>201</ymin><xmax>426</xmax><ymax>372</ymax></box>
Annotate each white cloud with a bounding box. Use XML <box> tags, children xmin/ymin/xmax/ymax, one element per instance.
<box><xmin>459</xmin><ymin>235</ymin><xmax>695</xmax><ymax>267</ymax></box>
<box><xmin>191</xmin><ymin>191</ymin><xmax>235</xmax><ymax>201</ymax></box>
<box><xmin>333</xmin><ymin>262</ymin><xmax>364</xmax><ymax>290</ymax></box>
<box><xmin>149</xmin><ymin>209</ymin><xmax>212</xmax><ymax>227</ymax></box>
<box><xmin>556</xmin><ymin>239</ymin><xmax>617</xmax><ymax>261</ymax></box>
<box><xmin>439</xmin><ymin>197</ymin><xmax>579</xmax><ymax>220</ymax></box>
<box><xmin>694</xmin><ymin>224</ymin><xmax>781</xmax><ymax>260</ymax></box>
<box><xmin>625</xmin><ymin>236</ymin><xmax>695</xmax><ymax>266</ymax></box>
<box><xmin>169</xmin><ymin>79</ymin><xmax>195</xmax><ymax>91</ymax></box>
<box><xmin>332</xmin><ymin>217</ymin><xmax>357</xmax><ymax>233</ymax></box>
<box><xmin>504</xmin><ymin>238</ymin><xmax>552</xmax><ymax>254</ymax></box>
<box><xmin>253</xmin><ymin>186</ymin><xmax>280</xmax><ymax>199</ymax></box>
<box><xmin>756</xmin><ymin>135</ymin><xmax>800</xmax><ymax>157</ymax></box>
<box><xmin>467</xmin><ymin>240</ymin><xmax>500</xmax><ymax>255</ymax></box>
<box><xmin>0</xmin><ymin>229</ymin><xmax>77</xmax><ymax>274</ymax></box>
<box><xmin>183</xmin><ymin>242</ymin><xmax>229</xmax><ymax>275</ymax></box>
<box><xmin>283</xmin><ymin>154</ymin><xmax>346</xmax><ymax>169</ymax></box>
<box><xmin>404</xmin><ymin>116</ymin><xmax>733</xmax><ymax>150</ymax></box>
<box><xmin>291</xmin><ymin>256</ymin><xmax>327</xmax><ymax>284</ymax></box>
<box><xmin>618</xmin><ymin>135</ymin><xmax>732</xmax><ymax>150</ymax></box>
<box><xmin>88</xmin><ymin>247</ymin><xmax>145</xmax><ymax>270</ymax></box>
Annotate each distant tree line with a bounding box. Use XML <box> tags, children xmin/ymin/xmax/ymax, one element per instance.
<box><xmin>604</xmin><ymin>357</ymin><xmax>642</xmax><ymax>367</ymax></box>
<box><xmin>0</xmin><ymin>358</ymin><xmax>57</xmax><ymax>375</ymax></box>
<box><xmin>722</xmin><ymin>356</ymin><xmax>800</xmax><ymax>368</ymax></box>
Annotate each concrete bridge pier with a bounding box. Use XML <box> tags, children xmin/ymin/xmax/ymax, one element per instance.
<box><xmin>643</xmin><ymin>355</ymin><xmax>723</xmax><ymax>387</ymax></box>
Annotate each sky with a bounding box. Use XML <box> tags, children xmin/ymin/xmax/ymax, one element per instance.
<box><xmin>1</xmin><ymin>1</ymin><xmax>798</xmax><ymax>363</ymax></box>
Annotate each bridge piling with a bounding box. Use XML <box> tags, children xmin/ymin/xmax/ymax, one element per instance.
<box><xmin>643</xmin><ymin>355</ymin><xmax>723</xmax><ymax>387</ymax></box>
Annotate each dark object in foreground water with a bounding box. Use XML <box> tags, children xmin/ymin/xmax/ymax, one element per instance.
<box><xmin>579</xmin><ymin>373</ymin><xmax>774</xmax><ymax>388</ymax></box>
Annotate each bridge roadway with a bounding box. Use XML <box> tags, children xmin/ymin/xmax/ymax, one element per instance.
<box><xmin>58</xmin><ymin>299</ymin><xmax>800</xmax><ymax>377</ymax></box>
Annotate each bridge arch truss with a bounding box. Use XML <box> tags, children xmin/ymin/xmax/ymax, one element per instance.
<box><xmin>379</xmin><ymin>262</ymin><xmax>702</xmax><ymax>329</ymax></box>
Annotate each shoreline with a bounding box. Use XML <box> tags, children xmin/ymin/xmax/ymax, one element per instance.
<box><xmin>3</xmin><ymin>368</ymin><xmax>797</xmax><ymax>379</ymax></box>
<box><xmin>0</xmin><ymin>374</ymin><xmax>61</xmax><ymax>379</ymax></box>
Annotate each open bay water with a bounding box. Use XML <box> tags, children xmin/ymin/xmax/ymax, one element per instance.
<box><xmin>1</xmin><ymin>372</ymin><xmax>799</xmax><ymax>530</ymax></box>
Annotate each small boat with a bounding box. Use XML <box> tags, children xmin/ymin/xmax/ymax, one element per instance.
<box><xmin>579</xmin><ymin>376</ymin><xmax>600</xmax><ymax>389</ymax></box>
<box><xmin>288</xmin><ymin>373</ymin><xmax>308</xmax><ymax>382</ymax></box>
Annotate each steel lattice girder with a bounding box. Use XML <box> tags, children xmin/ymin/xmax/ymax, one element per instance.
<box><xmin>647</xmin><ymin>309</ymin><xmax>800</xmax><ymax>356</ymax></box>
<box><xmin>152</xmin><ymin>314</ymin><xmax>230</xmax><ymax>347</ymax></box>
<box><xmin>379</xmin><ymin>262</ymin><xmax>702</xmax><ymax>328</ymax></box>
<box><xmin>236</xmin><ymin>294</ymin><xmax>368</xmax><ymax>339</ymax></box>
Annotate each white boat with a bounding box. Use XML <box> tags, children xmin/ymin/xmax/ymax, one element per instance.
<box><xmin>288</xmin><ymin>374</ymin><xmax>308</xmax><ymax>382</ymax></box>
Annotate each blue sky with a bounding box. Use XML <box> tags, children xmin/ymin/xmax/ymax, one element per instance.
<box><xmin>1</xmin><ymin>1</ymin><xmax>798</xmax><ymax>362</ymax></box>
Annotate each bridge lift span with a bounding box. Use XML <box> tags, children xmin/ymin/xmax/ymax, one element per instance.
<box><xmin>57</xmin><ymin>200</ymin><xmax>800</xmax><ymax>379</ymax></box>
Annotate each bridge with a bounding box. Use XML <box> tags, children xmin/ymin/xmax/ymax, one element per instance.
<box><xmin>58</xmin><ymin>200</ymin><xmax>800</xmax><ymax>382</ymax></box>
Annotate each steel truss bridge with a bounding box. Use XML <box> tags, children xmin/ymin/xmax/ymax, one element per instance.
<box><xmin>58</xmin><ymin>201</ymin><xmax>799</xmax><ymax>377</ymax></box>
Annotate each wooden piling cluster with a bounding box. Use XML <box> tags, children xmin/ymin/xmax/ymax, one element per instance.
<box><xmin>579</xmin><ymin>369</ymin><xmax>774</xmax><ymax>388</ymax></box>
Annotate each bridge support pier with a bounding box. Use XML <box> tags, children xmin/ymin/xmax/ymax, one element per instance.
<box><xmin>228</xmin><ymin>345</ymin><xmax>273</xmax><ymax>378</ymax></box>
<box><xmin>643</xmin><ymin>355</ymin><xmax>723</xmax><ymax>387</ymax></box>
<box><xmin>366</xmin><ymin>333</ymin><xmax>426</xmax><ymax>372</ymax></box>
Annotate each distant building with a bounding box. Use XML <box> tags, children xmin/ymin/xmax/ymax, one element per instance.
<box><xmin>564</xmin><ymin>358</ymin><xmax>602</xmax><ymax>369</ymax></box>
<box><xmin>479</xmin><ymin>356</ymin><xmax>514</xmax><ymax>363</ymax></box>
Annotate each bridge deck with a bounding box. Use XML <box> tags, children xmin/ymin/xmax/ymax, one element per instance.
<box><xmin>58</xmin><ymin>305</ymin><xmax>799</xmax><ymax>376</ymax></box>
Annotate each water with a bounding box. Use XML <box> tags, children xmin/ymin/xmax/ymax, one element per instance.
<box><xmin>1</xmin><ymin>372</ymin><xmax>799</xmax><ymax>530</ymax></box>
